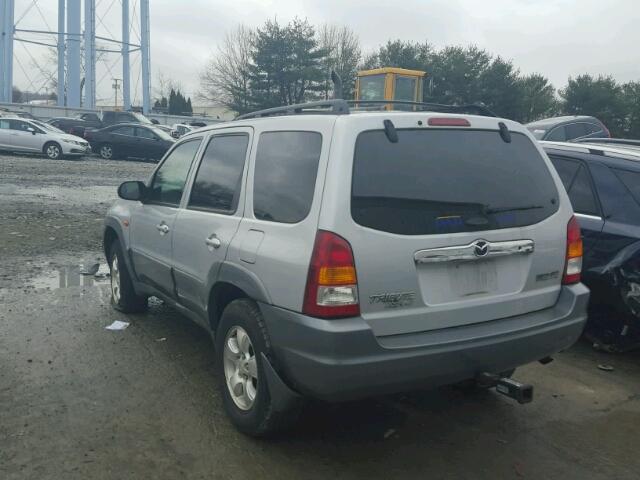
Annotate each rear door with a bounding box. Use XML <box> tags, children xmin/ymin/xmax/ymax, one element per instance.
<box><xmin>323</xmin><ymin>117</ymin><xmax>569</xmax><ymax>337</ymax></box>
<box><xmin>6</xmin><ymin>119</ymin><xmax>41</xmax><ymax>152</ymax></box>
<box><xmin>172</xmin><ymin>129</ymin><xmax>252</xmax><ymax>316</ymax></box>
<box><xmin>111</xmin><ymin>125</ymin><xmax>137</xmax><ymax>157</ymax></box>
<box><xmin>129</xmin><ymin>138</ymin><xmax>202</xmax><ymax>297</ymax></box>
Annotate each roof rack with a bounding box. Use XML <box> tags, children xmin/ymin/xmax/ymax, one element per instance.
<box><xmin>347</xmin><ymin>100</ymin><xmax>496</xmax><ymax>117</ymax></box>
<box><xmin>235</xmin><ymin>100</ymin><xmax>349</xmax><ymax>120</ymax></box>
<box><xmin>234</xmin><ymin>99</ymin><xmax>496</xmax><ymax>121</ymax></box>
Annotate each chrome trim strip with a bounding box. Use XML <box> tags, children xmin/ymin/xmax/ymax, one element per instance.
<box><xmin>414</xmin><ymin>239</ymin><xmax>535</xmax><ymax>264</ymax></box>
<box><xmin>574</xmin><ymin>213</ymin><xmax>602</xmax><ymax>221</ymax></box>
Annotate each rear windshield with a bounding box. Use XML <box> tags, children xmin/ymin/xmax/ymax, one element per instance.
<box><xmin>351</xmin><ymin>129</ymin><xmax>559</xmax><ymax>235</ymax></box>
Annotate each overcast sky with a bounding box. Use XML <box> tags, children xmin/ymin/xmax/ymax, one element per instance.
<box><xmin>12</xmin><ymin>0</ymin><xmax>640</xmax><ymax>105</ymax></box>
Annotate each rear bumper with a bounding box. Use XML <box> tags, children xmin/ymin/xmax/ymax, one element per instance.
<box><xmin>261</xmin><ymin>284</ymin><xmax>589</xmax><ymax>402</ymax></box>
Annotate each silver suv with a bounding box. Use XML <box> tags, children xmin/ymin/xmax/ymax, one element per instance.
<box><xmin>104</xmin><ymin>100</ymin><xmax>589</xmax><ymax>435</ymax></box>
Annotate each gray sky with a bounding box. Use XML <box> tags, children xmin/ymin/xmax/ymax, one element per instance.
<box><xmin>12</xmin><ymin>0</ymin><xmax>640</xmax><ymax>105</ymax></box>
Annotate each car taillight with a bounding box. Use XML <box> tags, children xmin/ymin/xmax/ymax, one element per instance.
<box><xmin>303</xmin><ymin>230</ymin><xmax>360</xmax><ymax>319</ymax></box>
<box><xmin>427</xmin><ymin>117</ymin><xmax>471</xmax><ymax>127</ymax></box>
<box><xmin>563</xmin><ymin>215</ymin><xmax>583</xmax><ymax>285</ymax></box>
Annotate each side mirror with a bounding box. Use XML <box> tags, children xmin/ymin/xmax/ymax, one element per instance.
<box><xmin>118</xmin><ymin>181</ymin><xmax>147</xmax><ymax>201</ymax></box>
<box><xmin>27</xmin><ymin>127</ymin><xmax>36</xmax><ymax>135</ymax></box>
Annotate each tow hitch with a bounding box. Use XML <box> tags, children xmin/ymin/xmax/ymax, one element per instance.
<box><xmin>476</xmin><ymin>373</ymin><xmax>534</xmax><ymax>404</ymax></box>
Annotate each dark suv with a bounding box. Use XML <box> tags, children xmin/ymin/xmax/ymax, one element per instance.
<box><xmin>542</xmin><ymin>141</ymin><xmax>640</xmax><ymax>350</ymax></box>
<box><xmin>527</xmin><ymin>116</ymin><xmax>609</xmax><ymax>142</ymax></box>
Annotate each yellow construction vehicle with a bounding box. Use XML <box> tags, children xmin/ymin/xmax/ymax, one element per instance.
<box><xmin>355</xmin><ymin>67</ymin><xmax>426</xmax><ymax>106</ymax></box>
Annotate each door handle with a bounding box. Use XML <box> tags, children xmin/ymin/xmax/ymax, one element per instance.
<box><xmin>156</xmin><ymin>222</ymin><xmax>170</xmax><ymax>235</ymax></box>
<box><xmin>205</xmin><ymin>234</ymin><xmax>221</xmax><ymax>250</ymax></box>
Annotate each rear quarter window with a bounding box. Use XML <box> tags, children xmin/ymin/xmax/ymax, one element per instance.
<box><xmin>351</xmin><ymin>129</ymin><xmax>560</xmax><ymax>235</ymax></box>
<box><xmin>253</xmin><ymin>131</ymin><xmax>322</xmax><ymax>223</ymax></box>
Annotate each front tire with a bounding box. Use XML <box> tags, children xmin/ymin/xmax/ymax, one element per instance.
<box><xmin>44</xmin><ymin>142</ymin><xmax>62</xmax><ymax>160</ymax></box>
<box><xmin>108</xmin><ymin>240</ymin><xmax>147</xmax><ymax>313</ymax></box>
<box><xmin>216</xmin><ymin>299</ymin><xmax>299</xmax><ymax>436</ymax></box>
<box><xmin>99</xmin><ymin>143</ymin><xmax>115</xmax><ymax>160</ymax></box>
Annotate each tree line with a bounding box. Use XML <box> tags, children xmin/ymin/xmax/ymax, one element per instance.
<box><xmin>200</xmin><ymin>19</ymin><xmax>640</xmax><ymax>138</ymax></box>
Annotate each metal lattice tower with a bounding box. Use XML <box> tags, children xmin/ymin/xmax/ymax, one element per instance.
<box><xmin>0</xmin><ymin>0</ymin><xmax>151</xmax><ymax>113</ymax></box>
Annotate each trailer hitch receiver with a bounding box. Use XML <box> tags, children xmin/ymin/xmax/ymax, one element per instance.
<box><xmin>476</xmin><ymin>373</ymin><xmax>534</xmax><ymax>404</ymax></box>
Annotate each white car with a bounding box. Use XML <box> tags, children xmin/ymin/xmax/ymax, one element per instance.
<box><xmin>0</xmin><ymin>116</ymin><xmax>91</xmax><ymax>160</ymax></box>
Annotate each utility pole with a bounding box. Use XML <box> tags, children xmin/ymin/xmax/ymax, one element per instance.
<box><xmin>1</xmin><ymin>0</ymin><xmax>16</xmax><ymax>103</ymax></box>
<box><xmin>66</xmin><ymin>0</ymin><xmax>82</xmax><ymax>107</ymax></box>
<box><xmin>84</xmin><ymin>0</ymin><xmax>96</xmax><ymax>109</ymax></box>
<box><xmin>122</xmin><ymin>0</ymin><xmax>130</xmax><ymax>110</ymax></box>
<box><xmin>112</xmin><ymin>78</ymin><xmax>121</xmax><ymax>109</ymax></box>
<box><xmin>57</xmin><ymin>0</ymin><xmax>66</xmax><ymax>106</ymax></box>
<box><xmin>140</xmin><ymin>0</ymin><xmax>151</xmax><ymax>114</ymax></box>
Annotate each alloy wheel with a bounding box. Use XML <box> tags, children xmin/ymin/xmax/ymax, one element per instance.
<box><xmin>223</xmin><ymin>326</ymin><xmax>258</xmax><ymax>410</ymax></box>
<box><xmin>110</xmin><ymin>255</ymin><xmax>121</xmax><ymax>304</ymax></box>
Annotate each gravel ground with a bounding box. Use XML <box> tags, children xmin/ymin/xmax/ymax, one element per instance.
<box><xmin>1</xmin><ymin>152</ymin><xmax>640</xmax><ymax>480</ymax></box>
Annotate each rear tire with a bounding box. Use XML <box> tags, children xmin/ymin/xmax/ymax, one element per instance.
<box><xmin>44</xmin><ymin>142</ymin><xmax>62</xmax><ymax>160</ymax></box>
<box><xmin>99</xmin><ymin>143</ymin><xmax>115</xmax><ymax>160</ymax></box>
<box><xmin>216</xmin><ymin>299</ymin><xmax>299</xmax><ymax>436</ymax></box>
<box><xmin>108</xmin><ymin>239</ymin><xmax>147</xmax><ymax>313</ymax></box>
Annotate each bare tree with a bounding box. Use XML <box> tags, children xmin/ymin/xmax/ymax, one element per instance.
<box><xmin>199</xmin><ymin>25</ymin><xmax>254</xmax><ymax>114</ymax></box>
<box><xmin>318</xmin><ymin>24</ymin><xmax>361</xmax><ymax>100</ymax></box>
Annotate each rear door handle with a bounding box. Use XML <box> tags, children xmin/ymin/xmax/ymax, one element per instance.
<box><xmin>156</xmin><ymin>222</ymin><xmax>170</xmax><ymax>235</ymax></box>
<box><xmin>205</xmin><ymin>234</ymin><xmax>221</xmax><ymax>249</ymax></box>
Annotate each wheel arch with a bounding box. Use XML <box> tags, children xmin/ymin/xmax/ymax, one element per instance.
<box><xmin>207</xmin><ymin>262</ymin><xmax>272</xmax><ymax>335</ymax></box>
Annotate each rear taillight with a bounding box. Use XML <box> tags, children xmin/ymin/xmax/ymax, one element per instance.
<box><xmin>563</xmin><ymin>216</ymin><xmax>583</xmax><ymax>285</ymax></box>
<box><xmin>303</xmin><ymin>230</ymin><xmax>359</xmax><ymax>319</ymax></box>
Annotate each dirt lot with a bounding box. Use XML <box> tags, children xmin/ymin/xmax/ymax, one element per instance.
<box><xmin>1</xmin><ymin>153</ymin><xmax>640</xmax><ymax>480</ymax></box>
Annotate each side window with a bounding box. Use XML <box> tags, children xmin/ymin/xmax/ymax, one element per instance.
<box><xmin>116</xmin><ymin>113</ymin><xmax>132</xmax><ymax>123</ymax></box>
<box><xmin>113</xmin><ymin>126</ymin><xmax>135</xmax><ymax>136</ymax></box>
<box><xmin>148</xmin><ymin>139</ymin><xmax>202</xmax><ymax>206</ymax></box>
<box><xmin>9</xmin><ymin>120</ymin><xmax>29</xmax><ymax>131</ymax></box>
<box><xmin>613</xmin><ymin>168</ymin><xmax>640</xmax><ymax>206</ymax></box>
<box><xmin>549</xmin><ymin>155</ymin><xmax>581</xmax><ymax>189</ymax></box>
<box><xmin>546</xmin><ymin>126</ymin><xmax>566</xmax><ymax>141</ymax></box>
<box><xmin>565</xmin><ymin>123</ymin><xmax>588</xmax><ymax>140</ymax></box>
<box><xmin>253</xmin><ymin>131</ymin><xmax>322</xmax><ymax>223</ymax></box>
<box><xmin>585</xmin><ymin>123</ymin><xmax>602</xmax><ymax>135</ymax></box>
<box><xmin>569</xmin><ymin>165</ymin><xmax>599</xmax><ymax>216</ymax></box>
<box><xmin>136</xmin><ymin>127</ymin><xmax>156</xmax><ymax>140</ymax></box>
<box><xmin>188</xmin><ymin>134</ymin><xmax>249</xmax><ymax>213</ymax></box>
<box><xmin>0</xmin><ymin>120</ymin><xmax>10</xmax><ymax>129</ymax></box>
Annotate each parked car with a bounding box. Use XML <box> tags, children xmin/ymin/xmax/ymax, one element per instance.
<box><xmin>526</xmin><ymin>116</ymin><xmax>610</xmax><ymax>142</ymax></box>
<box><xmin>104</xmin><ymin>100</ymin><xmax>589</xmax><ymax>435</ymax></box>
<box><xmin>542</xmin><ymin>141</ymin><xmax>640</xmax><ymax>351</ymax></box>
<box><xmin>86</xmin><ymin>123</ymin><xmax>174</xmax><ymax>161</ymax></box>
<box><xmin>0</xmin><ymin>115</ymin><xmax>90</xmax><ymax>159</ymax></box>
<box><xmin>170</xmin><ymin>123</ymin><xmax>196</xmax><ymax>138</ymax></box>
<box><xmin>48</xmin><ymin>111</ymin><xmax>152</xmax><ymax>137</ymax></box>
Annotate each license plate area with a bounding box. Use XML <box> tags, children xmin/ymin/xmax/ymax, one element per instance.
<box><xmin>448</xmin><ymin>260</ymin><xmax>498</xmax><ymax>297</ymax></box>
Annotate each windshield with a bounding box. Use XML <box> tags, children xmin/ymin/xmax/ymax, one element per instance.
<box><xmin>131</xmin><ymin>112</ymin><xmax>152</xmax><ymax>124</ymax></box>
<box><xmin>359</xmin><ymin>74</ymin><xmax>386</xmax><ymax>101</ymax></box>
<box><xmin>527</xmin><ymin>126</ymin><xmax>548</xmax><ymax>140</ymax></box>
<box><xmin>33</xmin><ymin>120</ymin><xmax>64</xmax><ymax>134</ymax></box>
<box><xmin>352</xmin><ymin>129</ymin><xmax>559</xmax><ymax>235</ymax></box>
<box><xmin>150</xmin><ymin>126</ymin><xmax>174</xmax><ymax>141</ymax></box>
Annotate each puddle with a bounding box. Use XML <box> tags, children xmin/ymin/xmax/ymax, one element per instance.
<box><xmin>26</xmin><ymin>264</ymin><xmax>110</xmax><ymax>290</ymax></box>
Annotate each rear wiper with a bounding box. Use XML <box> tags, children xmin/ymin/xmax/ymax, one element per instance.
<box><xmin>485</xmin><ymin>205</ymin><xmax>544</xmax><ymax>214</ymax></box>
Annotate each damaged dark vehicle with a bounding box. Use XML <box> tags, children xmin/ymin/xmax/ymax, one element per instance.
<box><xmin>543</xmin><ymin>141</ymin><xmax>640</xmax><ymax>350</ymax></box>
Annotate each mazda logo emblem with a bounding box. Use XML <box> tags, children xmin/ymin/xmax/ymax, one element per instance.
<box><xmin>473</xmin><ymin>240</ymin><xmax>490</xmax><ymax>257</ymax></box>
